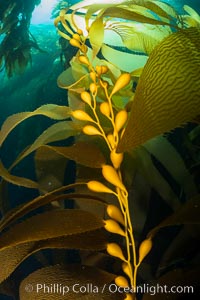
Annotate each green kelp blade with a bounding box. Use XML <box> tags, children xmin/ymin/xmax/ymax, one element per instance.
<box><xmin>89</xmin><ymin>17</ymin><xmax>104</xmax><ymax>59</ymax></box>
<box><xmin>118</xmin><ymin>27</ymin><xmax>200</xmax><ymax>152</ymax></box>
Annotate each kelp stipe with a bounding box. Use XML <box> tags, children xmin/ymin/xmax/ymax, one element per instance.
<box><xmin>68</xmin><ymin>31</ymin><xmax>140</xmax><ymax>289</ymax></box>
<box><xmin>62</xmin><ymin>30</ymin><xmax>154</xmax><ymax>297</ymax></box>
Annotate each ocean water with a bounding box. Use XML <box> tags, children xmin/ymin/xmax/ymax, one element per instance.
<box><xmin>163</xmin><ymin>0</ymin><xmax>199</xmax><ymax>12</ymax></box>
<box><xmin>0</xmin><ymin>1</ymin><xmax>200</xmax><ymax>300</ymax></box>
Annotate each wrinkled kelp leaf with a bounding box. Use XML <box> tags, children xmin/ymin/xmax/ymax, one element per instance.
<box><xmin>118</xmin><ymin>27</ymin><xmax>200</xmax><ymax>151</ymax></box>
<box><xmin>0</xmin><ymin>209</ymin><xmax>104</xmax><ymax>283</ymax></box>
<box><xmin>0</xmin><ymin>104</ymin><xmax>71</xmax><ymax>146</ymax></box>
<box><xmin>0</xmin><ymin>210</ymin><xmax>103</xmax><ymax>246</ymax></box>
<box><xmin>20</xmin><ymin>264</ymin><xmax>124</xmax><ymax>300</ymax></box>
<box><xmin>38</xmin><ymin>141</ymin><xmax>106</xmax><ymax>168</ymax></box>
<box><xmin>0</xmin><ymin>229</ymin><xmax>107</xmax><ymax>285</ymax></box>
<box><xmin>148</xmin><ymin>194</ymin><xmax>200</xmax><ymax>238</ymax></box>
<box><xmin>38</xmin><ymin>228</ymin><xmax>108</xmax><ymax>251</ymax></box>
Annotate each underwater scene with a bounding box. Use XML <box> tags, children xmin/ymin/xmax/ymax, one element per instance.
<box><xmin>0</xmin><ymin>0</ymin><xmax>200</xmax><ymax>299</ymax></box>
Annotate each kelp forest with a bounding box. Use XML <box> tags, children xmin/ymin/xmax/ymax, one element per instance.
<box><xmin>0</xmin><ymin>0</ymin><xmax>200</xmax><ymax>299</ymax></box>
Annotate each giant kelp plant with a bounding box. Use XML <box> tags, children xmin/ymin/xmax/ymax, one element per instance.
<box><xmin>0</xmin><ymin>0</ymin><xmax>200</xmax><ymax>299</ymax></box>
<box><xmin>0</xmin><ymin>0</ymin><xmax>42</xmax><ymax>77</ymax></box>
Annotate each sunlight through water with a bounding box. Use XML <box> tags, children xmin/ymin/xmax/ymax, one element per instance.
<box><xmin>31</xmin><ymin>0</ymin><xmax>58</xmax><ymax>24</ymax></box>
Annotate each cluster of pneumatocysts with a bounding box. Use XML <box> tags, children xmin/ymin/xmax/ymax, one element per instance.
<box><xmin>69</xmin><ymin>28</ymin><xmax>153</xmax><ymax>300</ymax></box>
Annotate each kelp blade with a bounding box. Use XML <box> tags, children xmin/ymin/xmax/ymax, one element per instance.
<box><xmin>118</xmin><ymin>27</ymin><xmax>200</xmax><ymax>151</ymax></box>
<box><xmin>0</xmin><ymin>105</ymin><xmax>71</xmax><ymax>146</ymax></box>
<box><xmin>0</xmin><ymin>210</ymin><xmax>105</xmax><ymax>283</ymax></box>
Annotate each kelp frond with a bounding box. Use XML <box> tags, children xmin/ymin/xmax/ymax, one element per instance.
<box><xmin>183</xmin><ymin>5</ymin><xmax>200</xmax><ymax>28</ymax></box>
<box><xmin>54</xmin><ymin>0</ymin><xmax>183</xmax><ymax>60</ymax></box>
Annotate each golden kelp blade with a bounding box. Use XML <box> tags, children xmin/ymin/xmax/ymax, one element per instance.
<box><xmin>118</xmin><ymin>27</ymin><xmax>200</xmax><ymax>152</ymax></box>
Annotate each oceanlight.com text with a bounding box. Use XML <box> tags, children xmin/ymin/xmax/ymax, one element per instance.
<box><xmin>24</xmin><ymin>282</ymin><xmax>194</xmax><ymax>296</ymax></box>
<box><xmin>109</xmin><ymin>283</ymin><xmax>194</xmax><ymax>295</ymax></box>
